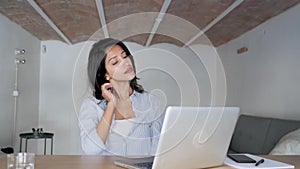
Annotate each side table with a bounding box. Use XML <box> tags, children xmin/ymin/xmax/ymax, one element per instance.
<box><xmin>19</xmin><ymin>132</ymin><xmax>54</xmax><ymax>155</ymax></box>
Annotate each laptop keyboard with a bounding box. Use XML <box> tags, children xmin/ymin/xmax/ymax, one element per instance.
<box><xmin>134</xmin><ymin>162</ymin><xmax>153</xmax><ymax>169</ymax></box>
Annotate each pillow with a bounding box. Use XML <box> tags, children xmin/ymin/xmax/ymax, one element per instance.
<box><xmin>269</xmin><ymin>128</ymin><xmax>300</xmax><ymax>155</ymax></box>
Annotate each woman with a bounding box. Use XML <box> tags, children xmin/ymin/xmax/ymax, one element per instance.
<box><xmin>78</xmin><ymin>38</ymin><xmax>164</xmax><ymax>156</ymax></box>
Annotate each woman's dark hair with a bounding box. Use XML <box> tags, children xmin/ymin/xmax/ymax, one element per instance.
<box><xmin>88</xmin><ymin>38</ymin><xmax>144</xmax><ymax>100</ymax></box>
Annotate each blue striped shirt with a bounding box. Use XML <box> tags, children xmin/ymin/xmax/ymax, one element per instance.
<box><xmin>78</xmin><ymin>91</ymin><xmax>164</xmax><ymax>156</ymax></box>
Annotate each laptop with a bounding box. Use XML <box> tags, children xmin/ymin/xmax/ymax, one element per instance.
<box><xmin>114</xmin><ymin>106</ymin><xmax>240</xmax><ymax>169</ymax></box>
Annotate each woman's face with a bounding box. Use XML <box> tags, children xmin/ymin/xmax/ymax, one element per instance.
<box><xmin>104</xmin><ymin>45</ymin><xmax>135</xmax><ymax>82</ymax></box>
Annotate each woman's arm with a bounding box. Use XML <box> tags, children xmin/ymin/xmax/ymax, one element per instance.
<box><xmin>78</xmin><ymin>98</ymin><xmax>107</xmax><ymax>154</ymax></box>
<box><xmin>96</xmin><ymin>101</ymin><xmax>114</xmax><ymax>143</ymax></box>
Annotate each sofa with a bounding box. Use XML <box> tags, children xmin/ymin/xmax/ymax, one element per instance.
<box><xmin>228</xmin><ymin>114</ymin><xmax>300</xmax><ymax>155</ymax></box>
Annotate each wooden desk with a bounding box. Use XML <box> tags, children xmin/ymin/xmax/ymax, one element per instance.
<box><xmin>0</xmin><ymin>155</ymin><xmax>299</xmax><ymax>169</ymax></box>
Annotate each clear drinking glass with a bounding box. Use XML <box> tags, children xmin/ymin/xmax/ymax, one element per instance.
<box><xmin>7</xmin><ymin>153</ymin><xmax>35</xmax><ymax>169</ymax></box>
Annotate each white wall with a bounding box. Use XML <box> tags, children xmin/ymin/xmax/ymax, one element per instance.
<box><xmin>218</xmin><ymin>4</ymin><xmax>300</xmax><ymax>120</ymax></box>
<box><xmin>41</xmin><ymin>40</ymin><xmax>218</xmax><ymax>154</ymax></box>
<box><xmin>39</xmin><ymin>41</ymin><xmax>84</xmax><ymax>154</ymax></box>
<box><xmin>0</xmin><ymin>14</ymin><xmax>40</xmax><ymax>153</ymax></box>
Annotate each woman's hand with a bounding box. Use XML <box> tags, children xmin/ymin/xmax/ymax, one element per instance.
<box><xmin>101</xmin><ymin>83</ymin><xmax>135</xmax><ymax>120</ymax></box>
<box><xmin>101</xmin><ymin>83</ymin><xmax>115</xmax><ymax>103</ymax></box>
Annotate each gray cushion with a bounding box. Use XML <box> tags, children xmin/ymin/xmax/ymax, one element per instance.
<box><xmin>229</xmin><ymin>115</ymin><xmax>300</xmax><ymax>154</ymax></box>
<box><xmin>264</xmin><ymin>119</ymin><xmax>300</xmax><ymax>153</ymax></box>
<box><xmin>230</xmin><ymin>115</ymin><xmax>271</xmax><ymax>154</ymax></box>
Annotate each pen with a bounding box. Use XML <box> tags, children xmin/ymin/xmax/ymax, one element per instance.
<box><xmin>255</xmin><ymin>159</ymin><xmax>264</xmax><ymax>166</ymax></box>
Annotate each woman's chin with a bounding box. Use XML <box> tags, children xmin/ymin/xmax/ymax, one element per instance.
<box><xmin>127</xmin><ymin>73</ymin><xmax>136</xmax><ymax>81</ymax></box>
<box><xmin>113</xmin><ymin>76</ymin><xmax>135</xmax><ymax>82</ymax></box>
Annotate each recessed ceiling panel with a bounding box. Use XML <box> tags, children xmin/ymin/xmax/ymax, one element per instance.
<box><xmin>166</xmin><ymin>0</ymin><xmax>235</xmax><ymax>30</ymax></box>
<box><xmin>203</xmin><ymin>0</ymin><xmax>300</xmax><ymax>46</ymax></box>
<box><xmin>35</xmin><ymin>0</ymin><xmax>100</xmax><ymax>43</ymax></box>
<box><xmin>124</xmin><ymin>34</ymin><xmax>149</xmax><ymax>46</ymax></box>
<box><xmin>151</xmin><ymin>34</ymin><xmax>184</xmax><ymax>46</ymax></box>
<box><xmin>103</xmin><ymin>0</ymin><xmax>163</xmax><ymax>23</ymax></box>
<box><xmin>0</xmin><ymin>0</ymin><xmax>62</xmax><ymax>41</ymax></box>
<box><xmin>103</xmin><ymin>0</ymin><xmax>163</xmax><ymax>45</ymax></box>
<box><xmin>107</xmin><ymin>11</ymin><xmax>157</xmax><ymax>45</ymax></box>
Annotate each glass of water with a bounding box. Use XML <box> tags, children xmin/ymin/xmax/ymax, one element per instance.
<box><xmin>7</xmin><ymin>153</ymin><xmax>35</xmax><ymax>169</ymax></box>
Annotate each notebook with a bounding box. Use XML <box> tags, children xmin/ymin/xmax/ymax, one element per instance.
<box><xmin>114</xmin><ymin>106</ymin><xmax>240</xmax><ymax>169</ymax></box>
<box><xmin>224</xmin><ymin>153</ymin><xmax>294</xmax><ymax>169</ymax></box>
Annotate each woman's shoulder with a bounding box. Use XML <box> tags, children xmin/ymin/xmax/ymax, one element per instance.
<box><xmin>81</xmin><ymin>96</ymin><xmax>107</xmax><ymax>107</ymax></box>
<box><xmin>134</xmin><ymin>91</ymin><xmax>164</xmax><ymax>121</ymax></box>
<box><xmin>134</xmin><ymin>90</ymin><xmax>153</xmax><ymax>97</ymax></box>
<box><xmin>133</xmin><ymin>91</ymin><xmax>162</xmax><ymax>109</ymax></box>
<box><xmin>134</xmin><ymin>91</ymin><xmax>158</xmax><ymax>101</ymax></box>
<box><xmin>80</xmin><ymin>96</ymin><xmax>107</xmax><ymax>115</ymax></box>
<box><xmin>82</xmin><ymin>96</ymin><xmax>99</xmax><ymax>104</ymax></box>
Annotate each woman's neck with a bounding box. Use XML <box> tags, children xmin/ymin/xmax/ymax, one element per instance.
<box><xmin>110</xmin><ymin>80</ymin><xmax>133</xmax><ymax>99</ymax></box>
